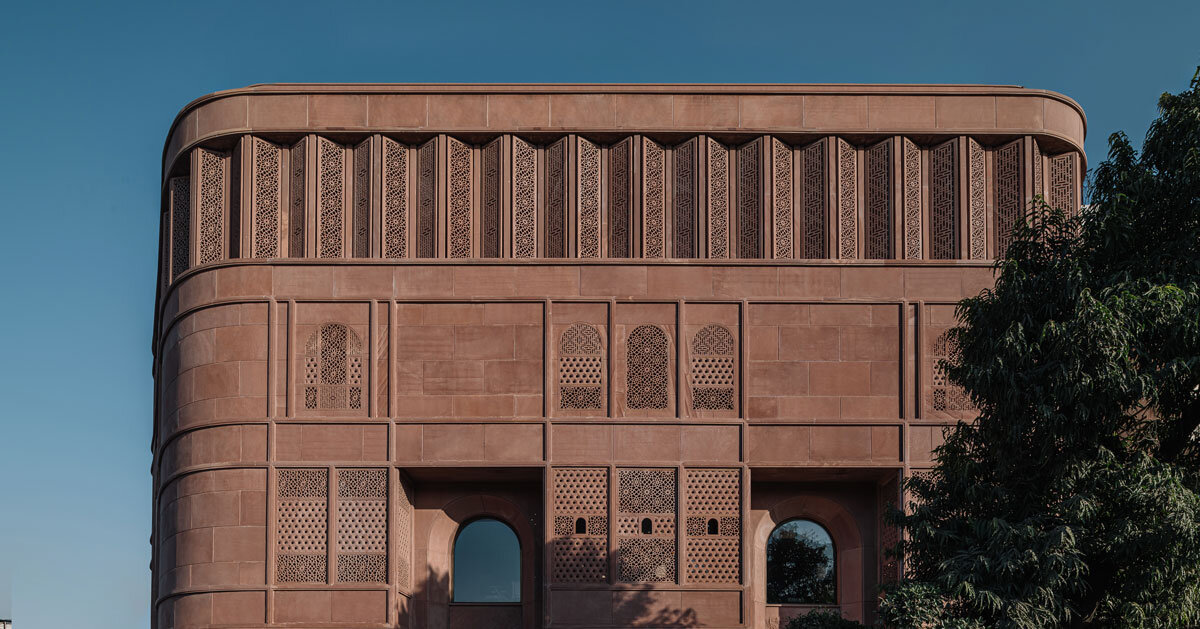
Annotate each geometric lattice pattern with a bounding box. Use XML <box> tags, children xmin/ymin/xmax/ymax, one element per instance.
<box><xmin>447</xmin><ymin>137</ymin><xmax>473</xmax><ymax>258</ymax></box>
<box><xmin>303</xmin><ymin>323</ymin><xmax>365</xmax><ymax>411</ymax></box>
<box><xmin>251</xmin><ymin>137</ymin><xmax>282</xmax><ymax>258</ymax></box>
<box><xmin>684</xmin><ymin>468</ymin><xmax>740</xmax><ymax>583</ymax></box>
<box><xmin>994</xmin><ymin>139</ymin><xmax>1023</xmax><ymax>257</ymax></box>
<box><xmin>610</xmin><ymin>138</ymin><xmax>633</xmax><ymax>258</ymax></box>
<box><xmin>547</xmin><ymin>138</ymin><xmax>568</xmax><ymax>259</ymax></box>
<box><xmin>642</xmin><ymin>138</ymin><xmax>666</xmax><ymax>258</ymax></box>
<box><xmin>674</xmin><ymin>138</ymin><xmax>698</xmax><ymax>258</ymax></box>
<box><xmin>771</xmin><ymin>137</ymin><xmax>793</xmax><ymax>259</ymax></box>
<box><xmin>707</xmin><ymin>138</ymin><xmax>730</xmax><ymax>259</ymax></box>
<box><xmin>336</xmin><ymin>470</ymin><xmax>386</xmax><ymax>583</ymax></box>
<box><xmin>169</xmin><ymin>175</ymin><xmax>190</xmax><ymax>280</ymax></box>
<box><xmin>578</xmin><ymin>137</ymin><xmax>602</xmax><ymax>258</ymax></box>
<box><xmin>967</xmin><ymin>138</ymin><xmax>987</xmax><ymax>260</ymax></box>
<box><xmin>352</xmin><ymin>139</ymin><xmax>371</xmax><ymax>259</ymax></box>
<box><xmin>552</xmin><ymin>467</ymin><xmax>609</xmax><ymax>583</ymax></box>
<box><xmin>197</xmin><ymin>148</ymin><xmax>226</xmax><ymax>265</ymax></box>
<box><xmin>481</xmin><ymin>138</ymin><xmax>501</xmax><ymax>258</ymax></box>
<box><xmin>316</xmin><ymin>137</ymin><xmax>345</xmax><ymax>259</ymax></box>
<box><xmin>396</xmin><ymin>475</ymin><xmax>414</xmax><ymax>591</ymax></box>
<box><xmin>1049</xmin><ymin>152</ymin><xmax>1076</xmax><ymax>216</ymax></box>
<box><xmin>277</xmin><ymin>468</ymin><xmax>328</xmax><ymax>584</ymax></box>
<box><xmin>930</xmin><ymin>140</ymin><xmax>958</xmax><ymax>260</ymax></box>
<box><xmin>801</xmin><ymin>140</ymin><xmax>827</xmax><ymax>259</ymax></box>
<box><xmin>288</xmin><ymin>139</ymin><xmax>306</xmax><ymax>257</ymax></box>
<box><xmin>902</xmin><ymin>138</ymin><xmax>923</xmax><ymax>259</ymax></box>
<box><xmin>864</xmin><ymin>139</ymin><xmax>892</xmax><ymax>259</ymax></box>
<box><xmin>417</xmin><ymin>139</ymin><xmax>437</xmax><ymax>258</ymax></box>
<box><xmin>618</xmin><ymin>538</ymin><xmax>676</xmax><ymax>583</ymax></box>
<box><xmin>837</xmin><ymin>138</ymin><xmax>858</xmax><ymax>259</ymax></box>
<box><xmin>737</xmin><ymin>138</ymin><xmax>763</xmax><ymax>259</ymax></box>
<box><xmin>617</xmin><ymin>467</ymin><xmax>676</xmax><ymax>582</ymax></box>
<box><xmin>559</xmin><ymin>323</ymin><xmax>604</xmax><ymax>411</ymax></box>
<box><xmin>512</xmin><ymin>137</ymin><xmax>537</xmax><ymax>258</ymax></box>
<box><xmin>626</xmin><ymin>325</ymin><xmax>670</xmax><ymax>410</ymax></box>
<box><xmin>691</xmin><ymin>324</ymin><xmax>735</xmax><ymax>411</ymax></box>
<box><xmin>928</xmin><ymin>329</ymin><xmax>973</xmax><ymax>413</ymax></box>
<box><xmin>618</xmin><ymin>468</ymin><xmax>676</xmax><ymax>514</ymax></box>
<box><xmin>382</xmin><ymin>137</ymin><xmax>408</xmax><ymax>259</ymax></box>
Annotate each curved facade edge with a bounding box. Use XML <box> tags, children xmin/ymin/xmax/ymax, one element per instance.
<box><xmin>162</xmin><ymin>85</ymin><xmax>1086</xmax><ymax>177</ymax></box>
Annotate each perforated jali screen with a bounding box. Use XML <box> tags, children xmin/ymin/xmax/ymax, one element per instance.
<box><xmin>684</xmin><ymin>469</ymin><xmax>740</xmax><ymax>583</ymax></box>
<box><xmin>551</xmin><ymin>467</ymin><xmax>609</xmax><ymax>583</ymax></box>
<box><xmin>617</xmin><ymin>468</ymin><xmax>677</xmax><ymax>583</ymax></box>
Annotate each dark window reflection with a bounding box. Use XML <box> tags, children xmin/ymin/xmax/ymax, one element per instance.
<box><xmin>766</xmin><ymin>519</ymin><xmax>835</xmax><ymax>604</ymax></box>
<box><xmin>452</xmin><ymin>518</ymin><xmax>520</xmax><ymax>602</ymax></box>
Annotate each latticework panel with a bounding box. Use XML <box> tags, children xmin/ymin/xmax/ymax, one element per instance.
<box><xmin>447</xmin><ymin>138</ymin><xmax>473</xmax><ymax>258</ymax></box>
<box><xmin>417</xmin><ymin>139</ymin><xmax>437</xmax><ymax>258</ymax></box>
<box><xmin>691</xmin><ymin>324</ymin><xmax>735</xmax><ymax>411</ymax></box>
<box><xmin>684</xmin><ymin>469</ymin><xmax>740</xmax><ymax>583</ymax></box>
<box><xmin>169</xmin><ymin>175</ymin><xmax>190</xmax><ymax>280</ymax></box>
<box><xmin>865</xmin><ymin>140</ymin><xmax>892</xmax><ymax>259</ymax></box>
<box><xmin>1049</xmin><ymin>153</ymin><xmax>1076</xmax><ymax>215</ymax></box>
<box><xmin>771</xmin><ymin>137</ymin><xmax>794</xmax><ymax>259</ymax></box>
<box><xmin>994</xmin><ymin>140</ymin><xmax>1023</xmax><ymax>257</ymax></box>
<box><xmin>316</xmin><ymin>137</ymin><xmax>345</xmax><ymax>258</ymax></box>
<box><xmin>619</xmin><ymin>468</ymin><xmax>676</xmax><ymax>514</ymax></box>
<box><xmin>617</xmin><ymin>467</ymin><xmax>677</xmax><ymax>582</ymax></box>
<box><xmin>512</xmin><ymin>137</ymin><xmax>537</xmax><ymax>258</ymax></box>
<box><xmin>967</xmin><ymin>138</ymin><xmax>986</xmax><ymax>260</ymax></box>
<box><xmin>609</xmin><ymin>138</ymin><xmax>633</xmax><ymax>258</ymax></box>
<box><xmin>303</xmin><ymin>323</ymin><xmax>365</xmax><ymax>411</ymax></box>
<box><xmin>801</xmin><ymin>140</ymin><xmax>827</xmax><ymax>259</ymax></box>
<box><xmin>928</xmin><ymin>329</ymin><xmax>973</xmax><ymax>413</ymax></box>
<box><xmin>480</xmin><ymin>138</ymin><xmax>502</xmax><ymax>258</ymax></box>
<box><xmin>618</xmin><ymin>538</ymin><xmax>676</xmax><ymax>583</ymax></box>
<box><xmin>578</xmin><ymin>137</ymin><xmax>602</xmax><ymax>258</ymax></box>
<box><xmin>878</xmin><ymin>475</ymin><xmax>902</xmax><ymax>584</ymax></box>
<box><xmin>229</xmin><ymin>142</ymin><xmax>241</xmax><ymax>258</ymax></box>
<box><xmin>552</xmin><ymin>468</ymin><xmax>609</xmax><ymax>583</ymax></box>
<box><xmin>251</xmin><ymin>138</ymin><xmax>282</xmax><ymax>258</ymax></box>
<box><xmin>277</xmin><ymin>469</ymin><xmax>328</xmax><ymax>584</ymax></box>
<box><xmin>382</xmin><ymin>137</ymin><xmax>408</xmax><ymax>259</ymax></box>
<box><xmin>902</xmin><ymin>138</ymin><xmax>923</xmax><ymax>259</ymax></box>
<box><xmin>642</xmin><ymin>138</ymin><xmax>666</xmax><ymax>258</ymax></box>
<box><xmin>626</xmin><ymin>325</ymin><xmax>670</xmax><ymax>410</ymax></box>
<box><xmin>1033</xmin><ymin>140</ymin><xmax>1044</xmax><ymax>199</ymax></box>
<box><xmin>395</xmin><ymin>475</ymin><xmax>414</xmax><ymax>590</ymax></box>
<box><xmin>559</xmin><ymin>323</ymin><xmax>604</xmax><ymax>411</ymax></box>
<box><xmin>546</xmin><ymin>138</ymin><xmax>567</xmax><ymax>258</ymax></box>
<box><xmin>197</xmin><ymin>148</ymin><xmax>226</xmax><ymax>265</ymax></box>
<box><xmin>930</xmin><ymin>140</ymin><xmax>958</xmax><ymax>260</ymax></box>
<box><xmin>737</xmin><ymin>138</ymin><xmax>764</xmax><ymax>258</ymax></box>
<box><xmin>336</xmin><ymin>469</ymin><xmax>386</xmax><ymax>583</ymax></box>
<box><xmin>352</xmin><ymin>139</ymin><xmax>371</xmax><ymax>258</ymax></box>
<box><xmin>707</xmin><ymin>138</ymin><xmax>730</xmax><ymax>259</ymax></box>
<box><xmin>837</xmin><ymin>139</ymin><xmax>858</xmax><ymax>259</ymax></box>
<box><xmin>288</xmin><ymin>139</ymin><xmax>306</xmax><ymax>257</ymax></box>
<box><xmin>674</xmin><ymin>138</ymin><xmax>698</xmax><ymax>258</ymax></box>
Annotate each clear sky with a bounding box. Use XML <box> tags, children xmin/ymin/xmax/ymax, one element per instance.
<box><xmin>0</xmin><ymin>1</ymin><xmax>1196</xmax><ymax>627</ymax></box>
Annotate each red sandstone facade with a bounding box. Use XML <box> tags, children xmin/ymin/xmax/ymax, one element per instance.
<box><xmin>151</xmin><ymin>84</ymin><xmax>1086</xmax><ymax>629</ymax></box>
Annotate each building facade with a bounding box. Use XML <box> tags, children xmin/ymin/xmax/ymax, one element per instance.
<box><xmin>151</xmin><ymin>84</ymin><xmax>1085</xmax><ymax>629</ymax></box>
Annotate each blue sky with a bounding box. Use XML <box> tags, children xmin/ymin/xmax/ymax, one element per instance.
<box><xmin>0</xmin><ymin>1</ymin><xmax>1196</xmax><ymax>627</ymax></box>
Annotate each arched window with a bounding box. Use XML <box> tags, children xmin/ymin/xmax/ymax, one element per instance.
<box><xmin>453</xmin><ymin>518</ymin><xmax>520</xmax><ymax>603</ymax></box>
<box><xmin>303</xmin><ymin>323</ymin><xmax>364</xmax><ymax>410</ymax></box>
<box><xmin>766</xmin><ymin>519</ymin><xmax>836</xmax><ymax>605</ymax></box>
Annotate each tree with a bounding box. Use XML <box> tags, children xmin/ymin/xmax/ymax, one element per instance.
<box><xmin>886</xmin><ymin>69</ymin><xmax>1200</xmax><ymax>628</ymax></box>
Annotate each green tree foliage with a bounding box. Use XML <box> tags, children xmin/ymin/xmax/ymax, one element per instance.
<box><xmin>783</xmin><ymin>609</ymin><xmax>868</xmax><ymax>629</ymax></box>
<box><xmin>767</xmin><ymin>524</ymin><xmax>837</xmax><ymax>604</ymax></box>
<box><xmin>889</xmin><ymin>69</ymin><xmax>1200</xmax><ymax>628</ymax></box>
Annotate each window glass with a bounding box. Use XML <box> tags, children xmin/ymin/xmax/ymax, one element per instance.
<box><xmin>453</xmin><ymin>518</ymin><xmax>520</xmax><ymax>602</ymax></box>
<box><xmin>766</xmin><ymin>519</ymin><xmax>836</xmax><ymax>604</ymax></box>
